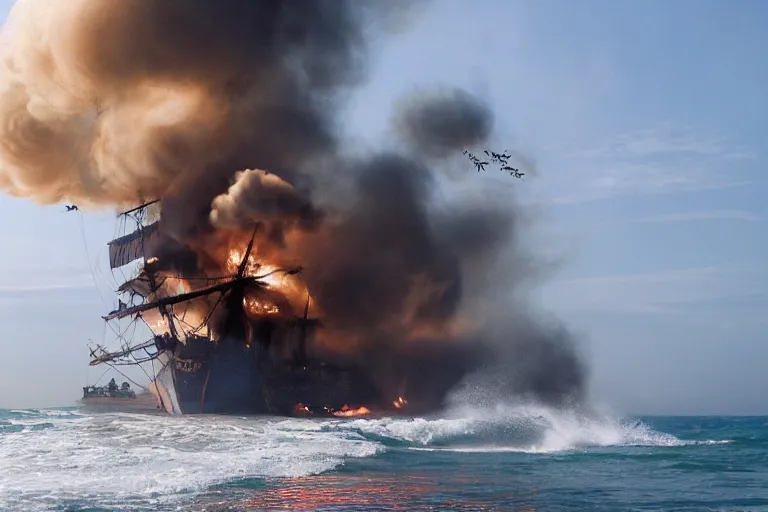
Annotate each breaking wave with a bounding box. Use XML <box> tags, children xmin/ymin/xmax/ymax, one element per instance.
<box><xmin>0</xmin><ymin>405</ymin><xmax>728</xmax><ymax>511</ymax></box>
<box><xmin>322</xmin><ymin>402</ymin><xmax>728</xmax><ymax>453</ymax></box>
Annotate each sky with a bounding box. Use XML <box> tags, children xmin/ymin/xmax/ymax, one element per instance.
<box><xmin>1</xmin><ymin>0</ymin><xmax>766</xmax><ymax>415</ymax></box>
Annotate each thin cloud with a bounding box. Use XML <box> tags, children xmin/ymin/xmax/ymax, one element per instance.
<box><xmin>543</xmin><ymin>266</ymin><xmax>767</xmax><ymax>316</ymax></box>
<box><xmin>546</xmin><ymin>127</ymin><xmax>756</xmax><ymax>205</ymax></box>
<box><xmin>548</xmin><ymin>161</ymin><xmax>752</xmax><ymax>205</ymax></box>
<box><xmin>0</xmin><ymin>274</ymin><xmax>95</xmax><ymax>294</ymax></box>
<box><xmin>573</xmin><ymin>127</ymin><xmax>756</xmax><ymax>161</ymax></box>
<box><xmin>637</xmin><ymin>210</ymin><xmax>762</xmax><ymax>223</ymax></box>
<box><xmin>560</xmin><ymin>266</ymin><xmax>721</xmax><ymax>288</ymax></box>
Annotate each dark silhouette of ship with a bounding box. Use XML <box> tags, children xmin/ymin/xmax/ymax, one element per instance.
<box><xmin>78</xmin><ymin>378</ymin><xmax>162</xmax><ymax>413</ymax></box>
<box><xmin>83</xmin><ymin>378</ymin><xmax>136</xmax><ymax>399</ymax></box>
<box><xmin>86</xmin><ymin>200</ymin><xmax>383</xmax><ymax>417</ymax></box>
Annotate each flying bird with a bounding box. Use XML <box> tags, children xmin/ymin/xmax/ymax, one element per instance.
<box><xmin>502</xmin><ymin>166</ymin><xmax>524</xmax><ymax>178</ymax></box>
<box><xmin>65</xmin><ymin>204</ymin><xmax>79</xmax><ymax>212</ymax></box>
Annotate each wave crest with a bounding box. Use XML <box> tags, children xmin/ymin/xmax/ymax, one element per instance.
<box><xmin>321</xmin><ymin>402</ymin><xmax>696</xmax><ymax>453</ymax></box>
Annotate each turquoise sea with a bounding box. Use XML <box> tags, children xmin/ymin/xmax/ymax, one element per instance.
<box><xmin>1</xmin><ymin>405</ymin><xmax>766</xmax><ymax>511</ymax></box>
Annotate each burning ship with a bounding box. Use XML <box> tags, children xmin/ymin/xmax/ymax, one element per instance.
<box><xmin>88</xmin><ymin>199</ymin><xmax>385</xmax><ymax>418</ymax></box>
<box><xmin>1</xmin><ymin>0</ymin><xmax>586</xmax><ymax>425</ymax></box>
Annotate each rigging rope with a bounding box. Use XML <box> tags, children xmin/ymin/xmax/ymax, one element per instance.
<box><xmin>136</xmin><ymin>311</ymin><xmax>168</xmax><ymax>412</ymax></box>
<box><xmin>114</xmin><ymin>215</ymin><xmax>131</xmax><ymax>290</ymax></box>
<box><xmin>94</xmin><ymin>241</ymin><xmax>120</xmax><ymax>291</ymax></box>
<box><xmin>150</xmin><ymin>353</ymin><xmax>167</xmax><ymax>412</ymax></box>
<box><xmin>78</xmin><ymin>212</ymin><xmax>109</xmax><ymax>310</ymax></box>
<box><xmin>80</xmin><ymin>216</ymin><xmax>132</xmax><ymax>344</ymax></box>
<box><xmin>104</xmin><ymin>362</ymin><xmax>147</xmax><ymax>391</ymax></box>
<box><xmin>190</xmin><ymin>290</ymin><xmax>227</xmax><ymax>334</ymax></box>
<box><xmin>125</xmin><ymin>318</ymin><xmax>156</xmax><ymax>386</ymax></box>
<box><xmin>109</xmin><ymin>216</ymin><xmax>121</xmax><ymax>288</ymax></box>
<box><xmin>131</xmin><ymin>353</ymin><xmax>154</xmax><ymax>385</ymax></box>
<box><xmin>77</xmin><ymin>212</ymin><xmax>128</xmax><ymax>341</ymax></box>
<box><xmin>92</xmin><ymin>366</ymin><xmax>111</xmax><ymax>387</ymax></box>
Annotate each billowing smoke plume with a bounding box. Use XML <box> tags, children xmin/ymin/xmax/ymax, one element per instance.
<box><xmin>210</xmin><ymin>169</ymin><xmax>321</xmax><ymax>231</ymax></box>
<box><xmin>0</xmin><ymin>0</ymin><xmax>586</xmax><ymax>410</ymax></box>
<box><xmin>395</xmin><ymin>88</ymin><xmax>493</xmax><ymax>159</ymax></box>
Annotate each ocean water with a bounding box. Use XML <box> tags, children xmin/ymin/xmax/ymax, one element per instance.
<box><xmin>1</xmin><ymin>404</ymin><xmax>766</xmax><ymax>511</ymax></box>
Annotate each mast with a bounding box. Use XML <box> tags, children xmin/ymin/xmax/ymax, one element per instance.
<box><xmin>106</xmin><ymin>199</ymin><xmax>161</xmax><ymax>317</ymax></box>
<box><xmin>103</xmin><ymin>274</ymin><xmax>270</xmax><ymax>321</ymax></box>
<box><xmin>89</xmin><ymin>339</ymin><xmax>157</xmax><ymax>366</ymax></box>
<box><xmin>96</xmin><ymin>199</ymin><xmax>170</xmax><ymax>385</ymax></box>
<box><xmin>98</xmin><ymin>201</ymin><xmax>307</xmax><ymax>371</ymax></box>
<box><xmin>134</xmin><ymin>200</ymin><xmax>179</xmax><ymax>339</ymax></box>
<box><xmin>104</xmin><ymin>206</ymin><xmax>302</xmax><ymax>322</ymax></box>
<box><xmin>106</xmin><ymin>199</ymin><xmax>184</xmax><ymax>338</ymax></box>
<box><xmin>118</xmin><ymin>199</ymin><xmax>160</xmax><ymax>217</ymax></box>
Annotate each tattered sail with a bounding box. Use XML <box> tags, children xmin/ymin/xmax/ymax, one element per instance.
<box><xmin>118</xmin><ymin>274</ymin><xmax>154</xmax><ymax>297</ymax></box>
<box><xmin>108</xmin><ymin>221</ymin><xmax>160</xmax><ymax>269</ymax></box>
<box><xmin>143</xmin><ymin>201</ymin><xmax>162</xmax><ymax>225</ymax></box>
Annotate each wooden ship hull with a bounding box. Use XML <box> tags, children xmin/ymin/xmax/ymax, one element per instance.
<box><xmin>150</xmin><ymin>332</ymin><xmax>379</xmax><ymax>416</ymax></box>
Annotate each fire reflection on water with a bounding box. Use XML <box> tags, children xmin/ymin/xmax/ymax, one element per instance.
<box><xmin>193</xmin><ymin>474</ymin><xmax>537</xmax><ymax>511</ymax></box>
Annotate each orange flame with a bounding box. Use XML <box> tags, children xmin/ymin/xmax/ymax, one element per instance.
<box><xmin>331</xmin><ymin>404</ymin><xmax>371</xmax><ymax>418</ymax></box>
<box><xmin>393</xmin><ymin>396</ymin><xmax>408</xmax><ymax>409</ymax></box>
<box><xmin>226</xmin><ymin>247</ymin><xmax>311</xmax><ymax>312</ymax></box>
<box><xmin>227</xmin><ymin>248</ymin><xmax>259</xmax><ymax>275</ymax></box>
<box><xmin>294</xmin><ymin>403</ymin><xmax>311</xmax><ymax>415</ymax></box>
<box><xmin>243</xmin><ymin>296</ymin><xmax>280</xmax><ymax>316</ymax></box>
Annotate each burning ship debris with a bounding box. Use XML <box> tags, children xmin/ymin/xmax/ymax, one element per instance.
<box><xmin>0</xmin><ymin>0</ymin><xmax>586</xmax><ymax>416</ymax></box>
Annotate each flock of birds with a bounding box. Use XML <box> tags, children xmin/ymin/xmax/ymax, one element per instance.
<box><xmin>462</xmin><ymin>149</ymin><xmax>524</xmax><ymax>178</ymax></box>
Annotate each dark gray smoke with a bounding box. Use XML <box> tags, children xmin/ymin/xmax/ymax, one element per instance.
<box><xmin>396</xmin><ymin>88</ymin><xmax>494</xmax><ymax>159</ymax></box>
<box><xmin>0</xmin><ymin>0</ymin><xmax>586</xmax><ymax>410</ymax></box>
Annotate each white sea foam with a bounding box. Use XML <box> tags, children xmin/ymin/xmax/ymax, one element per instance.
<box><xmin>0</xmin><ymin>404</ymin><xmax>726</xmax><ymax>511</ymax></box>
<box><xmin>0</xmin><ymin>411</ymin><xmax>380</xmax><ymax>511</ymax></box>
<box><xmin>328</xmin><ymin>401</ymin><xmax>699</xmax><ymax>453</ymax></box>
